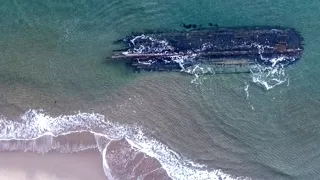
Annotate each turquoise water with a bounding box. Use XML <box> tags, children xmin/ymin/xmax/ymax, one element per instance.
<box><xmin>0</xmin><ymin>0</ymin><xmax>320</xmax><ymax>179</ymax></box>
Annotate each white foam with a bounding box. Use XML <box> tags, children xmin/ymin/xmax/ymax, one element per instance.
<box><xmin>200</xmin><ymin>42</ymin><xmax>214</xmax><ymax>51</ymax></box>
<box><xmin>126</xmin><ymin>131</ymin><xmax>250</xmax><ymax>180</ymax></box>
<box><xmin>127</xmin><ymin>35</ymin><xmax>296</xmax><ymax>91</ymax></box>
<box><xmin>250</xmin><ymin>64</ymin><xmax>288</xmax><ymax>90</ymax></box>
<box><xmin>129</xmin><ymin>34</ymin><xmax>174</xmax><ymax>54</ymax></box>
<box><xmin>0</xmin><ymin>110</ymin><xmax>250</xmax><ymax>180</ymax></box>
<box><xmin>102</xmin><ymin>144</ymin><xmax>114</xmax><ymax>180</ymax></box>
<box><xmin>167</xmin><ymin>55</ymin><xmax>215</xmax><ymax>85</ymax></box>
<box><xmin>247</xmin><ymin>42</ymin><xmax>295</xmax><ymax>90</ymax></box>
<box><xmin>137</xmin><ymin>59</ymin><xmax>154</xmax><ymax>65</ymax></box>
<box><xmin>0</xmin><ymin>134</ymin><xmax>97</xmax><ymax>153</ymax></box>
<box><xmin>244</xmin><ymin>83</ymin><xmax>250</xmax><ymax>99</ymax></box>
<box><xmin>186</xmin><ymin>64</ymin><xmax>213</xmax><ymax>85</ymax></box>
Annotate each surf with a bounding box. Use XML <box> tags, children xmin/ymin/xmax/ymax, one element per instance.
<box><xmin>0</xmin><ymin>109</ymin><xmax>250</xmax><ymax>180</ymax></box>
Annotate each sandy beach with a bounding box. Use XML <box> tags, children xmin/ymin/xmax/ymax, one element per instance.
<box><xmin>0</xmin><ymin>150</ymin><xmax>106</xmax><ymax>180</ymax></box>
<box><xmin>0</xmin><ymin>0</ymin><xmax>319</xmax><ymax>179</ymax></box>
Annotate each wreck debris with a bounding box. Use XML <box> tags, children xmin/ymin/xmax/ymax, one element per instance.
<box><xmin>112</xmin><ymin>26</ymin><xmax>303</xmax><ymax>73</ymax></box>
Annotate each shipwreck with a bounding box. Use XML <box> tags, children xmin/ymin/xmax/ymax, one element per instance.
<box><xmin>112</xmin><ymin>26</ymin><xmax>303</xmax><ymax>73</ymax></box>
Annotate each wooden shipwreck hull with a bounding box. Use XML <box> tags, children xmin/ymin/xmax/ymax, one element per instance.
<box><xmin>112</xmin><ymin>26</ymin><xmax>303</xmax><ymax>73</ymax></box>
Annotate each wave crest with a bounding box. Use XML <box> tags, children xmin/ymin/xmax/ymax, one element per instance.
<box><xmin>0</xmin><ymin>110</ymin><xmax>250</xmax><ymax>180</ymax></box>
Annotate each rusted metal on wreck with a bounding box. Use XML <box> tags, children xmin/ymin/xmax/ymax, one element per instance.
<box><xmin>112</xmin><ymin>26</ymin><xmax>303</xmax><ymax>73</ymax></box>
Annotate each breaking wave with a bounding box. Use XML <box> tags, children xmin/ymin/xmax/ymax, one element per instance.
<box><xmin>0</xmin><ymin>109</ymin><xmax>250</xmax><ymax>180</ymax></box>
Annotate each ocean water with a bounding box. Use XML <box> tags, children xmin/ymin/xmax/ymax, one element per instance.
<box><xmin>0</xmin><ymin>0</ymin><xmax>320</xmax><ymax>179</ymax></box>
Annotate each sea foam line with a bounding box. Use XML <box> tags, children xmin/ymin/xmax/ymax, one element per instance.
<box><xmin>0</xmin><ymin>109</ymin><xmax>250</xmax><ymax>180</ymax></box>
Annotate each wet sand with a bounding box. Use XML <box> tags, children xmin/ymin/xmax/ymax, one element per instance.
<box><xmin>0</xmin><ymin>150</ymin><xmax>106</xmax><ymax>180</ymax></box>
<box><xmin>103</xmin><ymin>138</ymin><xmax>171</xmax><ymax>180</ymax></box>
<box><xmin>0</xmin><ymin>132</ymin><xmax>172</xmax><ymax>180</ymax></box>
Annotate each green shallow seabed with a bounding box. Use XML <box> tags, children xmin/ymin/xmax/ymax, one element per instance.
<box><xmin>0</xmin><ymin>0</ymin><xmax>320</xmax><ymax>179</ymax></box>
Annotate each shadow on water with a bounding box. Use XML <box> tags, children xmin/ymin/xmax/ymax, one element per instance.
<box><xmin>102</xmin><ymin>57</ymin><xmax>136</xmax><ymax>76</ymax></box>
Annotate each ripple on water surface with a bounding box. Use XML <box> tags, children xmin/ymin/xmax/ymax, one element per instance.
<box><xmin>0</xmin><ymin>109</ymin><xmax>249</xmax><ymax>180</ymax></box>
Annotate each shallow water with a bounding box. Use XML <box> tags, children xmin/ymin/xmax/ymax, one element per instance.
<box><xmin>0</xmin><ymin>0</ymin><xmax>320</xmax><ymax>179</ymax></box>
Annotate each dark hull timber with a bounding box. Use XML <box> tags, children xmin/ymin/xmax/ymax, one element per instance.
<box><xmin>112</xmin><ymin>26</ymin><xmax>304</xmax><ymax>73</ymax></box>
